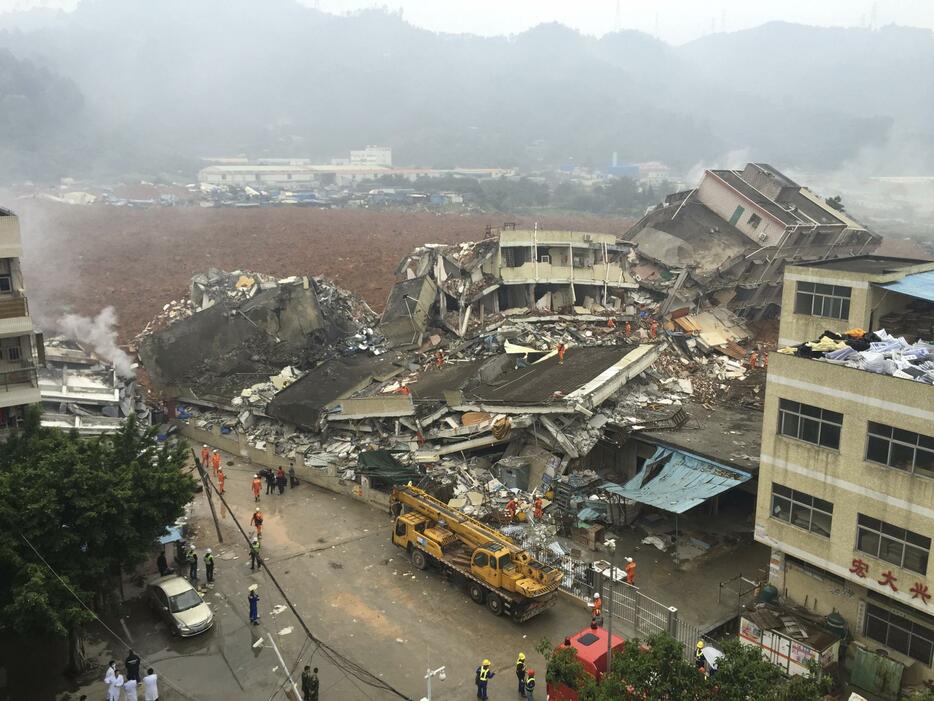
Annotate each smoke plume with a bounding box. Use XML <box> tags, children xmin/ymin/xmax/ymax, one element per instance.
<box><xmin>57</xmin><ymin>306</ymin><xmax>135</xmax><ymax>378</ymax></box>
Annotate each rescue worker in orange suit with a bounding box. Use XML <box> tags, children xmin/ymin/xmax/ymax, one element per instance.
<box><xmin>556</xmin><ymin>342</ymin><xmax>567</xmax><ymax>364</ymax></box>
<box><xmin>533</xmin><ymin>497</ymin><xmax>543</xmax><ymax>520</ymax></box>
<box><xmin>505</xmin><ymin>498</ymin><xmax>518</xmax><ymax>520</ymax></box>
<box><xmin>650</xmin><ymin>318</ymin><xmax>658</xmax><ymax>339</ymax></box>
<box><xmin>251</xmin><ymin>508</ymin><xmax>264</xmax><ymax>538</ymax></box>
<box><xmin>435</xmin><ymin>350</ymin><xmax>445</xmax><ymax>367</ymax></box>
<box><xmin>252</xmin><ymin>474</ymin><xmax>262</xmax><ymax>502</ymax></box>
<box><xmin>607</xmin><ymin>317</ymin><xmax>616</xmax><ymax>329</ymax></box>
<box><xmin>624</xmin><ymin>320</ymin><xmax>632</xmax><ymax>336</ymax></box>
<box><xmin>217</xmin><ymin>466</ymin><xmax>226</xmax><ymax>494</ymax></box>
<box><xmin>211</xmin><ymin>449</ymin><xmax>221</xmax><ymax>477</ymax></box>
<box><xmin>200</xmin><ymin>444</ymin><xmax>210</xmax><ymax>471</ymax></box>
<box><xmin>625</xmin><ymin>556</ymin><xmax>636</xmax><ymax>585</ymax></box>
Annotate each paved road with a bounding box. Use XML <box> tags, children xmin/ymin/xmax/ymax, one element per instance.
<box><xmin>68</xmin><ymin>454</ymin><xmax>590</xmax><ymax>700</ymax></box>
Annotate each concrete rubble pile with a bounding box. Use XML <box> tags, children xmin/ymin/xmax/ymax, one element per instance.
<box><xmin>138</xmin><ymin>228</ymin><xmax>775</xmax><ymax>574</ymax></box>
<box><xmin>40</xmin><ymin>336</ymin><xmax>149</xmax><ymax>434</ymax></box>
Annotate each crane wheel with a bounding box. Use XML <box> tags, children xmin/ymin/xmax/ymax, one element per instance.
<box><xmin>487</xmin><ymin>594</ymin><xmax>504</xmax><ymax>616</ymax></box>
<box><xmin>411</xmin><ymin>549</ymin><xmax>429</xmax><ymax>570</ymax></box>
<box><xmin>468</xmin><ymin>582</ymin><xmax>485</xmax><ymax>604</ymax></box>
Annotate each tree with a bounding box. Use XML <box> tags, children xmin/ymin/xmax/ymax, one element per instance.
<box><xmin>0</xmin><ymin>408</ymin><xmax>195</xmax><ymax>672</ymax></box>
<box><xmin>825</xmin><ymin>195</ymin><xmax>846</xmax><ymax>212</ymax></box>
<box><xmin>541</xmin><ymin>632</ymin><xmax>830</xmax><ymax>701</ymax></box>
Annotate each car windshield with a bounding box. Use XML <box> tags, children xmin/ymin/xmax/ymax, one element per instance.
<box><xmin>168</xmin><ymin>589</ymin><xmax>203</xmax><ymax>613</ymax></box>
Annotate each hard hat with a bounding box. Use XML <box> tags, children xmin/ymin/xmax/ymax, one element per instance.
<box><xmin>527</xmin><ymin>669</ymin><xmax>535</xmax><ymax>676</ymax></box>
<box><xmin>626</xmin><ymin>556</ymin><xmax>634</xmax><ymax>563</ymax></box>
<box><xmin>252</xmin><ymin>537</ymin><xmax>258</xmax><ymax>543</ymax></box>
<box><xmin>213</xmin><ymin>449</ymin><xmax>219</xmax><ymax>453</ymax></box>
<box><xmin>206</xmin><ymin>548</ymin><xmax>212</xmax><ymax>554</ymax></box>
<box><xmin>696</xmin><ymin>641</ymin><xmax>705</xmax><ymax>649</ymax></box>
<box><xmin>482</xmin><ymin>659</ymin><xmax>490</xmax><ymax>666</ymax></box>
<box><xmin>255</xmin><ymin>507</ymin><xmax>260</xmax><ymax>512</ymax></box>
<box><xmin>248</xmin><ymin>583</ymin><xmax>258</xmax><ymax>592</ymax></box>
<box><xmin>593</xmin><ymin>593</ymin><xmax>601</xmax><ymax>599</ymax></box>
<box><xmin>203</xmin><ymin>444</ymin><xmax>207</xmax><ymax>448</ymax></box>
<box><xmin>518</xmin><ymin>653</ymin><xmax>525</xmax><ymax>661</ymax></box>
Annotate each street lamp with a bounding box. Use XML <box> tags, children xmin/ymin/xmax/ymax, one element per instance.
<box><xmin>420</xmin><ymin>665</ymin><xmax>446</xmax><ymax>701</ymax></box>
<box><xmin>604</xmin><ymin>538</ymin><xmax>617</xmax><ymax>673</ymax></box>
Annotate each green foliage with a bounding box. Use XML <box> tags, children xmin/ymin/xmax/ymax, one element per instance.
<box><xmin>550</xmin><ymin>632</ymin><xmax>830</xmax><ymax>701</ymax></box>
<box><xmin>0</xmin><ymin>408</ymin><xmax>195</xmax><ymax>644</ymax></box>
<box><xmin>825</xmin><ymin>195</ymin><xmax>846</xmax><ymax>212</ymax></box>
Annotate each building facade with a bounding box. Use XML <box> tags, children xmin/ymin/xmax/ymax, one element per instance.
<box><xmin>756</xmin><ymin>256</ymin><xmax>934</xmax><ymax>686</ymax></box>
<box><xmin>0</xmin><ymin>207</ymin><xmax>41</xmax><ymax>430</ymax></box>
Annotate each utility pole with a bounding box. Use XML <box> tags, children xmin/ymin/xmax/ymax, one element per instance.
<box><xmin>267</xmin><ymin>633</ymin><xmax>302</xmax><ymax>700</ymax></box>
<box><xmin>191</xmin><ymin>448</ymin><xmax>224</xmax><ymax>543</ymax></box>
<box><xmin>605</xmin><ymin>538</ymin><xmax>617</xmax><ymax>672</ymax></box>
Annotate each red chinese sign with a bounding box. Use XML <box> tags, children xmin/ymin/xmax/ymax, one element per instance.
<box><xmin>849</xmin><ymin>558</ymin><xmax>869</xmax><ymax>578</ymax></box>
<box><xmin>878</xmin><ymin>570</ymin><xmax>899</xmax><ymax>592</ymax></box>
<box><xmin>910</xmin><ymin>582</ymin><xmax>931</xmax><ymax>605</ymax></box>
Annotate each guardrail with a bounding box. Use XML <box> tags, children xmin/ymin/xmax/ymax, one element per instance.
<box><xmin>0</xmin><ymin>296</ymin><xmax>28</xmax><ymax>320</ymax></box>
<box><xmin>0</xmin><ymin>365</ymin><xmax>38</xmax><ymax>391</ymax></box>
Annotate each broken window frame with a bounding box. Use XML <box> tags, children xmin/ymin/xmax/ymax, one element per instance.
<box><xmin>747</xmin><ymin>213</ymin><xmax>762</xmax><ymax>229</ymax></box>
<box><xmin>864</xmin><ymin>602</ymin><xmax>934</xmax><ymax>666</ymax></box>
<box><xmin>770</xmin><ymin>482</ymin><xmax>833</xmax><ymax>537</ymax></box>
<box><xmin>793</xmin><ymin>281</ymin><xmax>851</xmax><ymax>319</ymax></box>
<box><xmin>777</xmin><ymin>398</ymin><xmax>843</xmax><ymax>449</ymax></box>
<box><xmin>856</xmin><ymin>513</ymin><xmax>930</xmax><ymax>574</ymax></box>
<box><xmin>866</xmin><ymin>421</ymin><xmax>934</xmax><ymax>479</ymax></box>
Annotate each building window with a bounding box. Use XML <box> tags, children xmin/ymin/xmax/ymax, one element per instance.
<box><xmin>778</xmin><ymin>398</ymin><xmax>843</xmax><ymax>449</ymax></box>
<box><xmin>0</xmin><ymin>275</ymin><xmax>11</xmax><ymax>294</ymax></box>
<box><xmin>748</xmin><ymin>213</ymin><xmax>762</xmax><ymax>229</ymax></box>
<box><xmin>770</xmin><ymin>483</ymin><xmax>833</xmax><ymax>536</ymax></box>
<box><xmin>6</xmin><ymin>346</ymin><xmax>21</xmax><ymax>362</ymax></box>
<box><xmin>794</xmin><ymin>281</ymin><xmax>851</xmax><ymax>319</ymax></box>
<box><xmin>864</xmin><ymin>603</ymin><xmax>934</xmax><ymax>666</ymax></box>
<box><xmin>856</xmin><ymin>514</ymin><xmax>930</xmax><ymax>574</ymax></box>
<box><xmin>866</xmin><ymin>422</ymin><xmax>934</xmax><ymax>479</ymax></box>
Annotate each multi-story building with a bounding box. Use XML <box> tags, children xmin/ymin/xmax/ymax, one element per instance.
<box><xmin>0</xmin><ymin>207</ymin><xmax>41</xmax><ymax>430</ymax></box>
<box><xmin>755</xmin><ymin>256</ymin><xmax>934</xmax><ymax>687</ymax></box>
<box><xmin>350</xmin><ymin>145</ymin><xmax>392</xmax><ymax>167</ymax></box>
<box><xmin>625</xmin><ymin>163</ymin><xmax>880</xmax><ymax>319</ymax></box>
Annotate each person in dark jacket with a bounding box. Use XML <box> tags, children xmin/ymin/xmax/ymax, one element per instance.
<box><xmin>275</xmin><ymin>467</ymin><xmax>287</xmax><ymax>495</ymax></box>
<box><xmin>289</xmin><ymin>465</ymin><xmax>299</xmax><ymax>488</ymax></box>
<box><xmin>263</xmin><ymin>468</ymin><xmax>275</xmax><ymax>495</ymax></box>
<box><xmin>124</xmin><ymin>649</ymin><xmax>141</xmax><ymax>682</ymax></box>
<box><xmin>475</xmin><ymin>659</ymin><xmax>494</xmax><ymax>700</ymax></box>
<box><xmin>515</xmin><ymin>652</ymin><xmax>527</xmax><ymax>697</ymax></box>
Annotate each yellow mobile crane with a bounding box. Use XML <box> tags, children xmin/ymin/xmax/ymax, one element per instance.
<box><xmin>390</xmin><ymin>484</ymin><xmax>562</xmax><ymax>622</ymax></box>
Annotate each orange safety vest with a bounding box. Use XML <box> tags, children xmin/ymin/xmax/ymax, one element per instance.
<box><xmin>252</xmin><ymin>478</ymin><xmax>262</xmax><ymax>494</ymax></box>
<box><xmin>625</xmin><ymin>561</ymin><xmax>637</xmax><ymax>582</ymax></box>
<box><xmin>212</xmin><ymin>452</ymin><xmax>221</xmax><ymax>469</ymax></box>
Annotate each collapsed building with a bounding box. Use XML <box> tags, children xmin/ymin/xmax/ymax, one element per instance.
<box><xmin>624</xmin><ymin>162</ymin><xmax>880</xmax><ymax>320</ymax></box>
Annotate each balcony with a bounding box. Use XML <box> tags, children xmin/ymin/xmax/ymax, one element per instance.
<box><xmin>0</xmin><ymin>364</ymin><xmax>41</xmax><ymax>408</ymax></box>
<box><xmin>0</xmin><ymin>295</ymin><xmax>28</xmax><ymax>320</ymax></box>
<box><xmin>499</xmin><ymin>261</ymin><xmax>634</xmax><ymax>286</ymax></box>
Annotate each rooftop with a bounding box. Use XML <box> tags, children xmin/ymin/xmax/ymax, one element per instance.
<box><xmin>708</xmin><ymin>169</ymin><xmax>801</xmax><ymax>226</ymax></box>
<box><xmin>794</xmin><ymin>255</ymin><xmax>931</xmax><ymax>274</ymax></box>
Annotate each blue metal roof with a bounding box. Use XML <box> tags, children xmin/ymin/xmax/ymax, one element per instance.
<box><xmin>602</xmin><ymin>447</ymin><xmax>751</xmax><ymax>514</ymax></box>
<box><xmin>158</xmin><ymin>525</ymin><xmax>184</xmax><ymax>545</ymax></box>
<box><xmin>877</xmin><ymin>270</ymin><xmax>934</xmax><ymax>303</ymax></box>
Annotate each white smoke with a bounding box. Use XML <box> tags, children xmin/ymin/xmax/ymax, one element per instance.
<box><xmin>684</xmin><ymin>147</ymin><xmax>754</xmax><ymax>185</ymax></box>
<box><xmin>56</xmin><ymin>306</ymin><xmax>135</xmax><ymax>378</ymax></box>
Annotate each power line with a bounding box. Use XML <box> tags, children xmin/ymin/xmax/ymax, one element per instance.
<box><xmin>195</xmin><ymin>453</ymin><xmax>412</xmax><ymax>700</ymax></box>
<box><xmin>19</xmin><ymin>533</ymin><xmax>201</xmax><ymax>701</ymax></box>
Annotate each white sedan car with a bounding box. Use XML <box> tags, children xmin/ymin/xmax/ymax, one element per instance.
<box><xmin>147</xmin><ymin>575</ymin><xmax>214</xmax><ymax>637</ymax></box>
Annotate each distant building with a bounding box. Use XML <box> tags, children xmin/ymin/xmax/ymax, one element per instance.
<box><xmin>0</xmin><ymin>207</ymin><xmax>41</xmax><ymax>431</ymax></box>
<box><xmin>350</xmin><ymin>145</ymin><xmax>392</xmax><ymax>168</ymax></box>
<box><xmin>625</xmin><ymin>163</ymin><xmax>880</xmax><ymax>320</ymax></box>
<box><xmin>756</xmin><ymin>256</ymin><xmax>934</xmax><ymax>689</ymax></box>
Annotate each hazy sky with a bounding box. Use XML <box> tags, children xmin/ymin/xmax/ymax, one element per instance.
<box><xmin>2</xmin><ymin>0</ymin><xmax>933</xmax><ymax>44</ymax></box>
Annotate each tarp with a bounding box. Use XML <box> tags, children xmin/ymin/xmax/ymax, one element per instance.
<box><xmin>877</xmin><ymin>270</ymin><xmax>934</xmax><ymax>303</ymax></box>
<box><xmin>356</xmin><ymin>449</ymin><xmax>422</xmax><ymax>486</ymax></box>
<box><xmin>158</xmin><ymin>525</ymin><xmax>184</xmax><ymax>545</ymax></box>
<box><xmin>602</xmin><ymin>447</ymin><xmax>751</xmax><ymax>514</ymax></box>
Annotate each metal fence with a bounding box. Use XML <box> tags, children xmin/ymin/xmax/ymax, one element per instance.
<box><xmin>535</xmin><ymin>546</ymin><xmax>709</xmax><ymax>661</ymax></box>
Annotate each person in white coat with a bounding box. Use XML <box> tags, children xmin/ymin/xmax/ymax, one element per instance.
<box><xmin>109</xmin><ymin>669</ymin><xmax>125</xmax><ymax>701</ymax></box>
<box><xmin>123</xmin><ymin>676</ymin><xmax>139</xmax><ymax>701</ymax></box>
<box><xmin>142</xmin><ymin>668</ymin><xmax>159</xmax><ymax>701</ymax></box>
<box><xmin>104</xmin><ymin>660</ymin><xmax>117</xmax><ymax>691</ymax></box>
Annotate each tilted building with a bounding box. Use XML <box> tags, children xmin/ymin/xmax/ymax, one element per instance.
<box><xmin>625</xmin><ymin>163</ymin><xmax>880</xmax><ymax>320</ymax></box>
<box><xmin>755</xmin><ymin>256</ymin><xmax>934</xmax><ymax>689</ymax></box>
<box><xmin>0</xmin><ymin>207</ymin><xmax>41</xmax><ymax>430</ymax></box>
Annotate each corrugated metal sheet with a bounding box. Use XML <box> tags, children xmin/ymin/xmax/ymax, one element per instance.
<box><xmin>878</xmin><ymin>270</ymin><xmax>934</xmax><ymax>303</ymax></box>
<box><xmin>602</xmin><ymin>447</ymin><xmax>751</xmax><ymax>514</ymax></box>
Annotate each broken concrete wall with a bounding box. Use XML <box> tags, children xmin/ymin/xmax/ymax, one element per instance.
<box><xmin>139</xmin><ymin>280</ymin><xmax>325</xmax><ymax>403</ymax></box>
<box><xmin>379</xmin><ymin>275</ymin><xmax>438</xmax><ymax>348</ymax></box>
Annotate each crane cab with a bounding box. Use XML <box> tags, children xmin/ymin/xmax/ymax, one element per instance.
<box><xmin>471</xmin><ymin>543</ymin><xmax>511</xmax><ymax>589</ymax></box>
